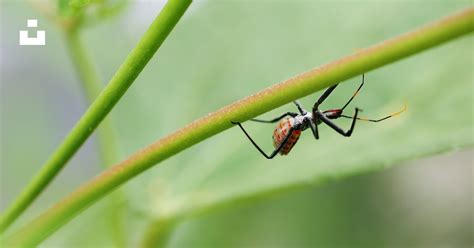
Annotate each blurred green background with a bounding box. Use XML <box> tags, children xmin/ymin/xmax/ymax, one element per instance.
<box><xmin>1</xmin><ymin>1</ymin><xmax>472</xmax><ymax>247</ymax></box>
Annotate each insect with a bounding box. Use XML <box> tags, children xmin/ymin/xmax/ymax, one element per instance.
<box><xmin>231</xmin><ymin>74</ymin><xmax>406</xmax><ymax>159</ymax></box>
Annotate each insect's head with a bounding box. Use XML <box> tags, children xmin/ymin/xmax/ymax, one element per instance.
<box><xmin>322</xmin><ymin>109</ymin><xmax>343</xmax><ymax>119</ymax></box>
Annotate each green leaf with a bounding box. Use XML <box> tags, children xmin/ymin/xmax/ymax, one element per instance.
<box><xmin>1</xmin><ymin>1</ymin><xmax>472</xmax><ymax>246</ymax></box>
<box><xmin>133</xmin><ymin>1</ymin><xmax>473</xmax><ymax>243</ymax></box>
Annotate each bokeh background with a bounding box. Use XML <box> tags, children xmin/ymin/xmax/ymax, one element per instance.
<box><xmin>1</xmin><ymin>1</ymin><xmax>472</xmax><ymax>247</ymax></box>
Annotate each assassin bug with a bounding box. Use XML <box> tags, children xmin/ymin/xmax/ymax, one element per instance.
<box><xmin>231</xmin><ymin>74</ymin><xmax>406</xmax><ymax>159</ymax></box>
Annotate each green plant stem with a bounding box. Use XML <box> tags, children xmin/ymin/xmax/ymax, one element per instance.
<box><xmin>0</xmin><ymin>0</ymin><xmax>192</xmax><ymax>234</ymax></box>
<box><xmin>65</xmin><ymin>29</ymin><xmax>118</xmax><ymax>168</ymax></box>
<box><xmin>4</xmin><ymin>7</ymin><xmax>473</xmax><ymax>247</ymax></box>
<box><xmin>140</xmin><ymin>217</ymin><xmax>177</xmax><ymax>248</ymax></box>
<box><xmin>65</xmin><ymin>29</ymin><xmax>125</xmax><ymax>248</ymax></box>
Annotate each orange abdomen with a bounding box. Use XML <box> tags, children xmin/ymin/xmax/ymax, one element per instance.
<box><xmin>272</xmin><ymin>118</ymin><xmax>301</xmax><ymax>155</ymax></box>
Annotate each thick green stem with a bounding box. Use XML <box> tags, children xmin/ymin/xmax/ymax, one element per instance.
<box><xmin>65</xmin><ymin>29</ymin><xmax>125</xmax><ymax>248</ymax></box>
<box><xmin>0</xmin><ymin>0</ymin><xmax>192</xmax><ymax>234</ymax></box>
<box><xmin>4</xmin><ymin>7</ymin><xmax>473</xmax><ymax>247</ymax></box>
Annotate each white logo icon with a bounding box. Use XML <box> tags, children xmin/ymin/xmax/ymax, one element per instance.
<box><xmin>19</xmin><ymin>19</ymin><xmax>45</xmax><ymax>46</ymax></box>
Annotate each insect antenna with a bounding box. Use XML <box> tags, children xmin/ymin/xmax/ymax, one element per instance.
<box><xmin>341</xmin><ymin>103</ymin><xmax>407</xmax><ymax>122</ymax></box>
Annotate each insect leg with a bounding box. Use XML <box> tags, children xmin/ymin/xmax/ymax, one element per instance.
<box><xmin>231</xmin><ymin>121</ymin><xmax>294</xmax><ymax>159</ymax></box>
<box><xmin>313</xmin><ymin>84</ymin><xmax>339</xmax><ymax>110</ymax></box>
<box><xmin>311</xmin><ymin>84</ymin><xmax>340</xmax><ymax>137</ymax></box>
<box><xmin>316</xmin><ymin>108</ymin><xmax>360</xmax><ymax>137</ymax></box>
<box><xmin>250</xmin><ymin>112</ymin><xmax>298</xmax><ymax>123</ymax></box>
<box><xmin>293</xmin><ymin>101</ymin><xmax>306</xmax><ymax>115</ymax></box>
<box><xmin>308</xmin><ymin>121</ymin><xmax>319</xmax><ymax>140</ymax></box>
<box><xmin>341</xmin><ymin>74</ymin><xmax>365</xmax><ymax>110</ymax></box>
<box><xmin>294</xmin><ymin>100</ymin><xmax>319</xmax><ymax>139</ymax></box>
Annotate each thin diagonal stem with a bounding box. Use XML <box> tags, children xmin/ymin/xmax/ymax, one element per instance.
<box><xmin>65</xmin><ymin>29</ymin><xmax>125</xmax><ymax>248</ymax></box>
<box><xmin>4</xmin><ymin>7</ymin><xmax>474</xmax><ymax>247</ymax></box>
<box><xmin>65</xmin><ymin>30</ymin><xmax>119</xmax><ymax>168</ymax></box>
<box><xmin>0</xmin><ymin>0</ymin><xmax>192</xmax><ymax>233</ymax></box>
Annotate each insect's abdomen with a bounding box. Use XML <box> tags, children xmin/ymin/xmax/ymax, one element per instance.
<box><xmin>273</xmin><ymin>118</ymin><xmax>301</xmax><ymax>155</ymax></box>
